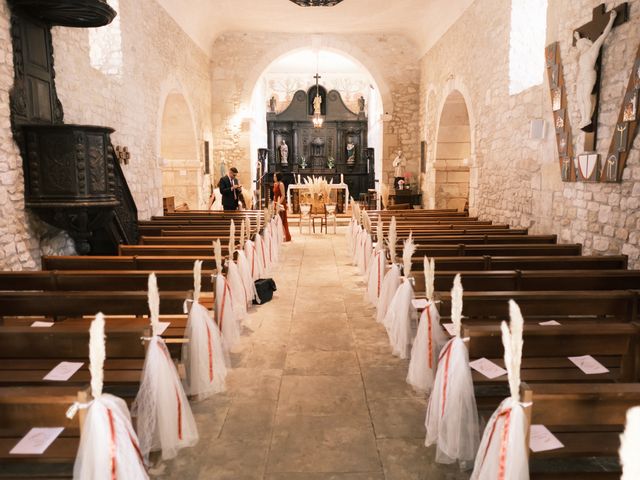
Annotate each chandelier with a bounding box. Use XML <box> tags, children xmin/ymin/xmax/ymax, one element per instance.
<box><xmin>289</xmin><ymin>0</ymin><xmax>344</xmax><ymax>6</ymax></box>
<box><xmin>312</xmin><ymin>72</ymin><xmax>324</xmax><ymax>128</ymax></box>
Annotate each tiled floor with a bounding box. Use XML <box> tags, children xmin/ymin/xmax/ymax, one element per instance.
<box><xmin>160</xmin><ymin>230</ymin><xmax>470</xmax><ymax>480</ymax></box>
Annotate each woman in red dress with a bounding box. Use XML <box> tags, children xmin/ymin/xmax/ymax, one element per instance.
<box><xmin>273</xmin><ymin>172</ymin><xmax>292</xmax><ymax>242</ymax></box>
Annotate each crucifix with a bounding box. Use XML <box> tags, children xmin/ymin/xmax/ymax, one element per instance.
<box><xmin>573</xmin><ymin>2</ymin><xmax>628</xmax><ymax>152</ymax></box>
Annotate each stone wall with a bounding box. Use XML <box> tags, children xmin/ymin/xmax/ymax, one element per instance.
<box><xmin>0</xmin><ymin>0</ymin><xmax>212</xmax><ymax>270</ymax></box>
<box><xmin>419</xmin><ymin>0</ymin><xmax>640</xmax><ymax>268</ymax></box>
<box><xmin>210</xmin><ymin>32</ymin><xmax>421</xmax><ymax>189</ymax></box>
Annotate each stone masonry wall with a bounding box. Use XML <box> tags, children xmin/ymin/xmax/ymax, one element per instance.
<box><xmin>0</xmin><ymin>0</ymin><xmax>212</xmax><ymax>270</ymax></box>
<box><xmin>419</xmin><ymin>0</ymin><xmax>640</xmax><ymax>268</ymax></box>
<box><xmin>210</xmin><ymin>33</ymin><xmax>421</xmax><ymax>189</ymax></box>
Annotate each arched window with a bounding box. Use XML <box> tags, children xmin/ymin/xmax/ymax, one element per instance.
<box><xmin>509</xmin><ymin>0</ymin><xmax>548</xmax><ymax>95</ymax></box>
<box><xmin>89</xmin><ymin>0</ymin><xmax>123</xmax><ymax>77</ymax></box>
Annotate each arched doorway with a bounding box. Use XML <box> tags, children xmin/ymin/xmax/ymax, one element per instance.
<box><xmin>159</xmin><ymin>92</ymin><xmax>200</xmax><ymax>209</ymax></box>
<box><xmin>435</xmin><ymin>90</ymin><xmax>471</xmax><ymax>211</ymax></box>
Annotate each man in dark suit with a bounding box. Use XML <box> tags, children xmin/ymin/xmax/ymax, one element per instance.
<box><xmin>218</xmin><ymin>167</ymin><xmax>242</xmax><ymax>211</ymax></box>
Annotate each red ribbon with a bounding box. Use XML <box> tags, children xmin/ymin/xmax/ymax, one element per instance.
<box><xmin>107</xmin><ymin>408</ymin><xmax>117</xmax><ymax>480</ymax></box>
<box><xmin>260</xmin><ymin>238</ymin><xmax>266</xmax><ymax>269</ymax></box>
<box><xmin>175</xmin><ymin>389</ymin><xmax>182</xmax><ymax>440</ymax></box>
<box><xmin>478</xmin><ymin>407</ymin><xmax>512</xmax><ymax>479</ymax></box>
<box><xmin>426</xmin><ymin>305</ymin><xmax>433</xmax><ymax>369</ymax></box>
<box><xmin>205</xmin><ymin>322</ymin><xmax>214</xmax><ymax>382</ymax></box>
<box><xmin>439</xmin><ymin>340</ymin><xmax>454</xmax><ymax>418</ymax></box>
<box><xmin>218</xmin><ymin>279</ymin><xmax>230</xmax><ymax>331</ymax></box>
<box><xmin>377</xmin><ymin>253</ymin><xmax>382</xmax><ymax>297</ymax></box>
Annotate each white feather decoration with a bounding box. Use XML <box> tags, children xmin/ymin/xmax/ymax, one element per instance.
<box><xmin>364</xmin><ymin>211</ymin><xmax>373</xmax><ymax>232</ymax></box>
<box><xmin>402</xmin><ymin>232</ymin><xmax>416</xmax><ymax>278</ymax></box>
<box><xmin>147</xmin><ymin>273</ymin><xmax>161</xmax><ymax>337</ymax></box>
<box><xmin>387</xmin><ymin>216</ymin><xmax>397</xmax><ymax>263</ymax></box>
<box><xmin>376</xmin><ymin>216</ymin><xmax>384</xmax><ymax>251</ymax></box>
<box><xmin>450</xmin><ymin>274</ymin><xmax>463</xmax><ymax>337</ymax></box>
<box><xmin>257</xmin><ymin>210</ymin><xmax>263</xmax><ymax>233</ymax></box>
<box><xmin>89</xmin><ymin>312</ymin><xmax>106</xmax><ymax>399</ymax></box>
<box><xmin>213</xmin><ymin>239</ymin><xmax>223</xmax><ymax>275</ymax></box>
<box><xmin>245</xmin><ymin>217</ymin><xmax>251</xmax><ymax>239</ymax></box>
<box><xmin>239</xmin><ymin>217</ymin><xmax>246</xmax><ymax>246</ymax></box>
<box><xmin>263</xmin><ymin>207</ymin><xmax>270</xmax><ymax>226</ymax></box>
<box><xmin>228</xmin><ymin>220</ymin><xmax>236</xmax><ymax>258</ymax></box>
<box><xmin>192</xmin><ymin>260</ymin><xmax>202</xmax><ymax>304</ymax></box>
<box><xmin>621</xmin><ymin>407</ymin><xmax>640</xmax><ymax>480</ymax></box>
<box><xmin>502</xmin><ymin>300</ymin><xmax>524</xmax><ymax>401</ymax></box>
<box><xmin>424</xmin><ymin>256</ymin><xmax>435</xmax><ymax>302</ymax></box>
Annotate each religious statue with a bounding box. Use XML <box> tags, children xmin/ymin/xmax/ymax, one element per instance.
<box><xmin>269</xmin><ymin>96</ymin><xmax>277</xmax><ymax>113</ymax></box>
<box><xmin>346</xmin><ymin>142</ymin><xmax>356</xmax><ymax>164</ymax></box>
<box><xmin>279</xmin><ymin>139</ymin><xmax>288</xmax><ymax>165</ymax></box>
<box><xmin>358</xmin><ymin>96</ymin><xmax>365</xmax><ymax>113</ymax></box>
<box><xmin>313</xmin><ymin>94</ymin><xmax>322</xmax><ymax>114</ymax></box>
<box><xmin>574</xmin><ymin>9</ymin><xmax>617</xmax><ymax>129</ymax></box>
<box><xmin>392</xmin><ymin>150</ymin><xmax>407</xmax><ymax>189</ymax></box>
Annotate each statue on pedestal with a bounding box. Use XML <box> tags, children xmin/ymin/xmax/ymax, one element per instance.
<box><xmin>269</xmin><ymin>96</ymin><xmax>277</xmax><ymax>113</ymax></box>
<box><xmin>392</xmin><ymin>149</ymin><xmax>406</xmax><ymax>189</ymax></box>
<box><xmin>279</xmin><ymin>140</ymin><xmax>288</xmax><ymax>165</ymax></box>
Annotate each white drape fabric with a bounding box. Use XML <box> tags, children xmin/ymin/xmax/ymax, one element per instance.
<box><xmin>384</xmin><ymin>278</ymin><xmax>417</xmax><ymax>359</ymax></box>
<box><xmin>376</xmin><ymin>264</ymin><xmax>402</xmax><ymax>324</ymax></box>
<box><xmin>214</xmin><ymin>273</ymin><xmax>240</xmax><ymax>351</ymax></box>
<box><xmin>366</xmin><ymin>250</ymin><xmax>387</xmax><ymax>306</ymax></box>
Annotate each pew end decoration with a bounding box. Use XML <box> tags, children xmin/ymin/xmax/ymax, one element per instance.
<box><xmin>386</xmin><ymin>216</ymin><xmax>397</xmax><ymax>264</ymax></box>
<box><xmin>384</xmin><ymin>233</ymin><xmax>418</xmax><ymax>359</ymax></box>
<box><xmin>213</xmin><ymin>239</ymin><xmax>240</xmax><ymax>350</ymax></box>
<box><xmin>425</xmin><ymin>274</ymin><xmax>480</xmax><ymax>469</ymax></box>
<box><xmin>132</xmin><ymin>274</ymin><xmax>199</xmax><ymax>462</ymax></box>
<box><xmin>182</xmin><ymin>260</ymin><xmax>228</xmax><ymax>401</ymax></box>
<box><xmin>620</xmin><ymin>406</ymin><xmax>640</xmax><ymax>480</ymax></box>
<box><xmin>70</xmin><ymin>313</ymin><xmax>149</xmax><ymax>479</ymax></box>
<box><xmin>407</xmin><ymin>256</ymin><xmax>447</xmax><ymax>393</ymax></box>
<box><xmin>470</xmin><ymin>300</ymin><xmax>529</xmax><ymax>480</ymax></box>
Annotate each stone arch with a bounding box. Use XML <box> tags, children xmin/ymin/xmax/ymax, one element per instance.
<box><xmin>241</xmin><ymin>39</ymin><xmax>394</xmax><ymax>115</ymax></box>
<box><xmin>433</xmin><ymin>77</ymin><xmax>477</xmax><ymax>213</ymax></box>
<box><xmin>157</xmin><ymin>78</ymin><xmax>202</xmax><ymax>209</ymax></box>
<box><xmin>433</xmin><ymin>80</ymin><xmax>475</xmax><ymax>212</ymax></box>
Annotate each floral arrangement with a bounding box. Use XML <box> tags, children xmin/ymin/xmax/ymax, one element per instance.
<box><xmin>327</xmin><ymin>156</ymin><xmax>335</xmax><ymax>169</ymax></box>
<box><xmin>298</xmin><ymin>156</ymin><xmax>307</xmax><ymax>169</ymax></box>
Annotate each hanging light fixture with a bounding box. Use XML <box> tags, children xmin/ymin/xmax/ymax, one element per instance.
<box><xmin>312</xmin><ymin>66</ymin><xmax>324</xmax><ymax>128</ymax></box>
<box><xmin>289</xmin><ymin>0</ymin><xmax>344</xmax><ymax>6</ymax></box>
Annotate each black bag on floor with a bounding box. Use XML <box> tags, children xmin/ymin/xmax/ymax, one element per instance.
<box><xmin>253</xmin><ymin>278</ymin><xmax>277</xmax><ymax>305</ymax></box>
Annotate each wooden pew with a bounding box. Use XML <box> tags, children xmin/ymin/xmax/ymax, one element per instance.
<box><xmin>0</xmin><ymin>385</ymin><xmax>81</xmax><ymax>478</ymax></box>
<box><xmin>409</xmin><ymin>270</ymin><xmax>640</xmax><ymax>292</ymax></box>
<box><xmin>42</xmin><ymin>256</ymin><xmax>219</xmax><ymax>271</ymax></box>
<box><xmin>523</xmin><ymin>382</ymin><xmax>640</xmax><ymax>479</ymax></box>
<box><xmin>465</xmin><ymin>323</ymin><xmax>639</xmax><ymax>385</ymax></box>
<box><xmin>0</xmin><ymin>291</ymin><xmax>189</xmax><ymax>319</ymax></box>
<box><xmin>436</xmin><ymin>290</ymin><xmax>638</xmax><ymax>321</ymax></box>
<box><xmin>0</xmin><ymin>270</ymin><xmax>215</xmax><ymax>292</ymax></box>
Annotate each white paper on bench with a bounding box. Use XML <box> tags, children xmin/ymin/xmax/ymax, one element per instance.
<box><xmin>529</xmin><ymin>425</ymin><xmax>564</xmax><ymax>452</ymax></box>
<box><xmin>31</xmin><ymin>321</ymin><xmax>54</xmax><ymax>328</ymax></box>
<box><xmin>10</xmin><ymin>427</ymin><xmax>64</xmax><ymax>455</ymax></box>
<box><xmin>568</xmin><ymin>355</ymin><xmax>609</xmax><ymax>374</ymax></box>
<box><xmin>469</xmin><ymin>358</ymin><xmax>508</xmax><ymax>379</ymax></box>
<box><xmin>158</xmin><ymin>321</ymin><xmax>171</xmax><ymax>336</ymax></box>
<box><xmin>43</xmin><ymin>362</ymin><xmax>84</xmax><ymax>381</ymax></box>
<box><xmin>442</xmin><ymin>323</ymin><xmax>456</xmax><ymax>336</ymax></box>
<box><xmin>539</xmin><ymin>320</ymin><xmax>561</xmax><ymax>326</ymax></box>
<box><xmin>411</xmin><ymin>298</ymin><xmax>428</xmax><ymax>310</ymax></box>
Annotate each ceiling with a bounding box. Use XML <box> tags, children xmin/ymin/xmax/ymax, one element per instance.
<box><xmin>155</xmin><ymin>0</ymin><xmax>475</xmax><ymax>56</ymax></box>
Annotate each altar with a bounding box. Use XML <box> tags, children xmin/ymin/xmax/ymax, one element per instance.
<box><xmin>287</xmin><ymin>183</ymin><xmax>349</xmax><ymax>214</ymax></box>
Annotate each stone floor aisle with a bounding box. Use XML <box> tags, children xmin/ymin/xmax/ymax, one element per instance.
<box><xmin>161</xmin><ymin>229</ymin><xmax>469</xmax><ymax>480</ymax></box>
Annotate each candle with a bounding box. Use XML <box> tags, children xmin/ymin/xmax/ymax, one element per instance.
<box><xmin>340</xmin><ymin>174</ymin><xmax>344</xmax><ymax>184</ymax></box>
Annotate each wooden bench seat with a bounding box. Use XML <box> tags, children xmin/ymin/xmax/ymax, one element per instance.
<box><xmin>522</xmin><ymin>383</ymin><xmax>640</xmax><ymax>478</ymax></box>
<box><xmin>42</xmin><ymin>255</ymin><xmax>219</xmax><ymax>271</ymax></box>
<box><xmin>0</xmin><ymin>270</ymin><xmax>215</xmax><ymax>292</ymax></box>
<box><xmin>0</xmin><ymin>291</ymin><xmax>190</xmax><ymax>318</ymax></box>
<box><xmin>436</xmin><ymin>290</ymin><xmax>638</xmax><ymax>320</ymax></box>
<box><xmin>409</xmin><ymin>269</ymin><xmax>640</xmax><ymax>292</ymax></box>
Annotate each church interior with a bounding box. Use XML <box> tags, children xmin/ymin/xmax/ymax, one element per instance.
<box><xmin>0</xmin><ymin>0</ymin><xmax>640</xmax><ymax>479</ymax></box>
